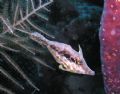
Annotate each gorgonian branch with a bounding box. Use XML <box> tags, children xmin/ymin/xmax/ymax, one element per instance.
<box><xmin>0</xmin><ymin>66</ymin><xmax>24</xmax><ymax>89</ymax></box>
<box><xmin>0</xmin><ymin>51</ymin><xmax>39</xmax><ymax>91</ymax></box>
<box><xmin>0</xmin><ymin>1</ymin><xmax>54</xmax><ymax>92</ymax></box>
<box><xmin>13</xmin><ymin>0</ymin><xmax>53</xmax><ymax>37</ymax></box>
<box><xmin>0</xmin><ymin>84</ymin><xmax>15</xmax><ymax>94</ymax></box>
<box><xmin>0</xmin><ymin>16</ymin><xmax>13</xmax><ymax>33</ymax></box>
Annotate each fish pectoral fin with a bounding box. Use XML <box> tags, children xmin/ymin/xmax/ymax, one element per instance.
<box><xmin>59</xmin><ymin>65</ymin><xmax>67</xmax><ymax>71</ymax></box>
<box><xmin>59</xmin><ymin>64</ymin><xmax>72</xmax><ymax>72</ymax></box>
<box><xmin>59</xmin><ymin>65</ymin><xmax>75</xmax><ymax>73</ymax></box>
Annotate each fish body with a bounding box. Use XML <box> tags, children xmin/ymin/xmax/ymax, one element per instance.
<box><xmin>30</xmin><ymin>32</ymin><xmax>95</xmax><ymax>76</ymax></box>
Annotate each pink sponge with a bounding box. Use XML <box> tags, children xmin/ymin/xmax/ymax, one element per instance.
<box><xmin>99</xmin><ymin>0</ymin><xmax>120</xmax><ymax>93</ymax></box>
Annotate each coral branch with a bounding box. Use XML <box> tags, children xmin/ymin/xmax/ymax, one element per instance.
<box><xmin>0</xmin><ymin>17</ymin><xmax>13</xmax><ymax>33</ymax></box>
<box><xmin>0</xmin><ymin>51</ymin><xmax>39</xmax><ymax>91</ymax></box>
<box><xmin>0</xmin><ymin>85</ymin><xmax>15</xmax><ymax>94</ymax></box>
<box><xmin>0</xmin><ymin>66</ymin><xmax>24</xmax><ymax>89</ymax></box>
<box><xmin>13</xmin><ymin>1</ymin><xmax>52</xmax><ymax>27</ymax></box>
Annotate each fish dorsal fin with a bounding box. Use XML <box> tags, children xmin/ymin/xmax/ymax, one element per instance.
<box><xmin>78</xmin><ymin>44</ymin><xmax>88</xmax><ymax>64</ymax></box>
<box><xmin>78</xmin><ymin>44</ymin><xmax>83</xmax><ymax>55</ymax></box>
<box><xmin>78</xmin><ymin>44</ymin><xmax>86</xmax><ymax>61</ymax></box>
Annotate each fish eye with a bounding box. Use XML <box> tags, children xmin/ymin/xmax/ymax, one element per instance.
<box><xmin>80</xmin><ymin>60</ymin><xmax>83</xmax><ymax>64</ymax></box>
<box><xmin>64</xmin><ymin>53</ymin><xmax>70</xmax><ymax>58</ymax></box>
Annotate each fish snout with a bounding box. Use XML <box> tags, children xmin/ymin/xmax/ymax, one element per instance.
<box><xmin>87</xmin><ymin>70</ymin><xmax>95</xmax><ymax>76</ymax></box>
<box><xmin>84</xmin><ymin>67</ymin><xmax>95</xmax><ymax>76</ymax></box>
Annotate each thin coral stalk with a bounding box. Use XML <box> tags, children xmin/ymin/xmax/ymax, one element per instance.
<box><xmin>0</xmin><ymin>51</ymin><xmax>39</xmax><ymax>91</ymax></box>
<box><xmin>0</xmin><ymin>66</ymin><xmax>24</xmax><ymax>89</ymax></box>
<box><xmin>0</xmin><ymin>85</ymin><xmax>15</xmax><ymax>94</ymax></box>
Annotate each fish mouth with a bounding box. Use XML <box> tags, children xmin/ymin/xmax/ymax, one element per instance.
<box><xmin>85</xmin><ymin>70</ymin><xmax>95</xmax><ymax>76</ymax></box>
<box><xmin>70</xmin><ymin>64</ymin><xmax>95</xmax><ymax>76</ymax></box>
<box><xmin>81</xmin><ymin>62</ymin><xmax>95</xmax><ymax>76</ymax></box>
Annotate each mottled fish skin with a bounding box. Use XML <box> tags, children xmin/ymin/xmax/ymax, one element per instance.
<box><xmin>30</xmin><ymin>32</ymin><xmax>95</xmax><ymax>76</ymax></box>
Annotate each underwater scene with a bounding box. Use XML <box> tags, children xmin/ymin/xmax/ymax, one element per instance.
<box><xmin>0</xmin><ymin>0</ymin><xmax>120</xmax><ymax>94</ymax></box>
